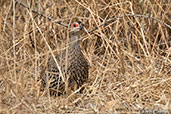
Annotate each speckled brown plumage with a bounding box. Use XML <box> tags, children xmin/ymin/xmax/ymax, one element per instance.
<box><xmin>42</xmin><ymin>21</ymin><xmax>88</xmax><ymax>95</ymax></box>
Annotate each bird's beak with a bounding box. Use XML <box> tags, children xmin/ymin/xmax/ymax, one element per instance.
<box><xmin>80</xmin><ymin>24</ymin><xmax>85</xmax><ymax>31</ymax></box>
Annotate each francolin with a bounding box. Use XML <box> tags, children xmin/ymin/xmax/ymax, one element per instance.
<box><xmin>42</xmin><ymin>21</ymin><xmax>89</xmax><ymax>96</ymax></box>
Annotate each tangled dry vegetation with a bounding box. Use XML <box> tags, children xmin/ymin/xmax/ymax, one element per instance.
<box><xmin>0</xmin><ymin>0</ymin><xmax>170</xmax><ymax>113</ymax></box>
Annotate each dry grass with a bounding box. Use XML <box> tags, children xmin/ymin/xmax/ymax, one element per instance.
<box><xmin>0</xmin><ymin>0</ymin><xmax>171</xmax><ymax>113</ymax></box>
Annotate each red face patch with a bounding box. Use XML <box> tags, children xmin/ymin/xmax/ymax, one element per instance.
<box><xmin>72</xmin><ymin>23</ymin><xmax>79</xmax><ymax>27</ymax></box>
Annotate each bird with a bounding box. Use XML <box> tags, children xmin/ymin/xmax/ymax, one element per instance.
<box><xmin>41</xmin><ymin>21</ymin><xmax>89</xmax><ymax>96</ymax></box>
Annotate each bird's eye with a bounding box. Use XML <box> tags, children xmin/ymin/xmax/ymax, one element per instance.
<box><xmin>72</xmin><ymin>23</ymin><xmax>79</xmax><ymax>27</ymax></box>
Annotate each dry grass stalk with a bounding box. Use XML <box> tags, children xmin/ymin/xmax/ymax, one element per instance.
<box><xmin>0</xmin><ymin>0</ymin><xmax>170</xmax><ymax>113</ymax></box>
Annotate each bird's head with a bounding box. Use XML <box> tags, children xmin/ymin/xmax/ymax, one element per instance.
<box><xmin>70</xmin><ymin>21</ymin><xmax>85</xmax><ymax>36</ymax></box>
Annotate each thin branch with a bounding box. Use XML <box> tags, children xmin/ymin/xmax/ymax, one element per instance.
<box><xmin>16</xmin><ymin>0</ymin><xmax>171</xmax><ymax>31</ymax></box>
<box><xmin>16</xmin><ymin>0</ymin><xmax>68</xmax><ymax>27</ymax></box>
<box><xmin>16</xmin><ymin>0</ymin><xmax>171</xmax><ymax>47</ymax></box>
<box><xmin>88</xmin><ymin>14</ymin><xmax>171</xmax><ymax>34</ymax></box>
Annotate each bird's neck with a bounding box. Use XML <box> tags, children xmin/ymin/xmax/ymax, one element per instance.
<box><xmin>69</xmin><ymin>34</ymin><xmax>81</xmax><ymax>49</ymax></box>
<box><xmin>70</xmin><ymin>34</ymin><xmax>79</xmax><ymax>42</ymax></box>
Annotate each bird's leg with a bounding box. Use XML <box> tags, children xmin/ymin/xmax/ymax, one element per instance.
<box><xmin>73</xmin><ymin>83</ymin><xmax>78</xmax><ymax>91</ymax></box>
<box><xmin>65</xmin><ymin>76</ymin><xmax>72</xmax><ymax>96</ymax></box>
